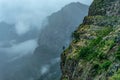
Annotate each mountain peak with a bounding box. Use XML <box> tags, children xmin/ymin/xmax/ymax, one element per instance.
<box><xmin>59</xmin><ymin>2</ymin><xmax>89</xmax><ymax>13</ymax></box>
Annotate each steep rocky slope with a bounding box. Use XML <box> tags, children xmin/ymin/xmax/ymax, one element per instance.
<box><xmin>61</xmin><ymin>0</ymin><xmax>120</xmax><ymax>80</ymax></box>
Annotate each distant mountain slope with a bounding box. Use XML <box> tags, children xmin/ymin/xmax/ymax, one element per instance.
<box><xmin>35</xmin><ymin>2</ymin><xmax>88</xmax><ymax>63</ymax></box>
<box><xmin>32</xmin><ymin>2</ymin><xmax>89</xmax><ymax>80</ymax></box>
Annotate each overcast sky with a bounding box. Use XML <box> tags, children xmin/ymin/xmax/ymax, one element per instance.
<box><xmin>0</xmin><ymin>0</ymin><xmax>93</xmax><ymax>35</ymax></box>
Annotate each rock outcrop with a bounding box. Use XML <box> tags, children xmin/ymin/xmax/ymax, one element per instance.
<box><xmin>61</xmin><ymin>0</ymin><xmax>120</xmax><ymax>80</ymax></box>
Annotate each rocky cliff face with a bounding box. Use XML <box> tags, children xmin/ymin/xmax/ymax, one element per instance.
<box><xmin>61</xmin><ymin>0</ymin><xmax>120</xmax><ymax>80</ymax></box>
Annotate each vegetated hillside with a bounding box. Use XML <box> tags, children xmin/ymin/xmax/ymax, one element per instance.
<box><xmin>61</xmin><ymin>0</ymin><xmax>120</xmax><ymax>80</ymax></box>
<box><xmin>32</xmin><ymin>2</ymin><xmax>89</xmax><ymax>80</ymax></box>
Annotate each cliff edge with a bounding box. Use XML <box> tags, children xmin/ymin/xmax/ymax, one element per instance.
<box><xmin>61</xmin><ymin>0</ymin><xmax>120</xmax><ymax>80</ymax></box>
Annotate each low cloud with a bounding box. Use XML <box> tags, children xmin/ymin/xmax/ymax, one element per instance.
<box><xmin>40</xmin><ymin>65</ymin><xmax>50</xmax><ymax>75</ymax></box>
<box><xmin>15</xmin><ymin>21</ymin><xmax>30</xmax><ymax>35</ymax></box>
<box><xmin>0</xmin><ymin>39</ymin><xmax>38</xmax><ymax>61</ymax></box>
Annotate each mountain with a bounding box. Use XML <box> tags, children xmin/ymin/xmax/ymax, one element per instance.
<box><xmin>32</xmin><ymin>2</ymin><xmax>89</xmax><ymax>80</ymax></box>
<box><xmin>61</xmin><ymin>0</ymin><xmax>120</xmax><ymax>80</ymax></box>
<box><xmin>0</xmin><ymin>2</ymin><xmax>89</xmax><ymax>80</ymax></box>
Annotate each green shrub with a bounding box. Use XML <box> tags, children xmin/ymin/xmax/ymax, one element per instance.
<box><xmin>116</xmin><ymin>55</ymin><xmax>120</xmax><ymax>60</ymax></box>
<box><xmin>78</xmin><ymin>26</ymin><xmax>113</xmax><ymax>61</ymax></box>
<box><xmin>115</xmin><ymin>46</ymin><xmax>120</xmax><ymax>60</ymax></box>
<box><xmin>72</xmin><ymin>31</ymin><xmax>79</xmax><ymax>40</ymax></box>
<box><xmin>101</xmin><ymin>60</ymin><xmax>112</xmax><ymax>70</ymax></box>
<box><xmin>91</xmin><ymin>63</ymin><xmax>101</xmax><ymax>76</ymax></box>
<box><xmin>98</xmin><ymin>53</ymin><xmax>107</xmax><ymax>60</ymax></box>
<box><xmin>97</xmin><ymin>27</ymin><xmax>113</xmax><ymax>37</ymax></box>
<box><xmin>110</xmin><ymin>69</ymin><xmax>120</xmax><ymax>80</ymax></box>
<box><xmin>90</xmin><ymin>37</ymin><xmax>102</xmax><ymax>46</ymax></box>
<box><xmin>63</xmin><ymin>78</ymin><xmax>68</xmax><ymax>80</ymax></box>
<box><xmin>79</xmin><ymin>46</ymin><xmax>92</xmax><ymax>59</ymax></box>
<box><xmin>79</xmin><ymin>36</ymin><xmax>102</xmax><ymax>60</ymax></box>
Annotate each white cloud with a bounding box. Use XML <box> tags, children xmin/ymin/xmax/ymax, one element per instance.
<box><xmin>40</xmin><ymin>65</ymin><xmax>50</xmax><ymax>75</ymax></box>
<box><xmin>0</xmin><ymin>0</ymin><xmax>93</xmax><ymax>35</ymax></box>
<box><xmin>15</xmin><ymin>21</ymin><xmax>30</xmax><ymax>35</ymax></box>
<box><xmin>1</xmin><ymin>39</ymin><xmax>38</xmax><ymax>61</ymax></box>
